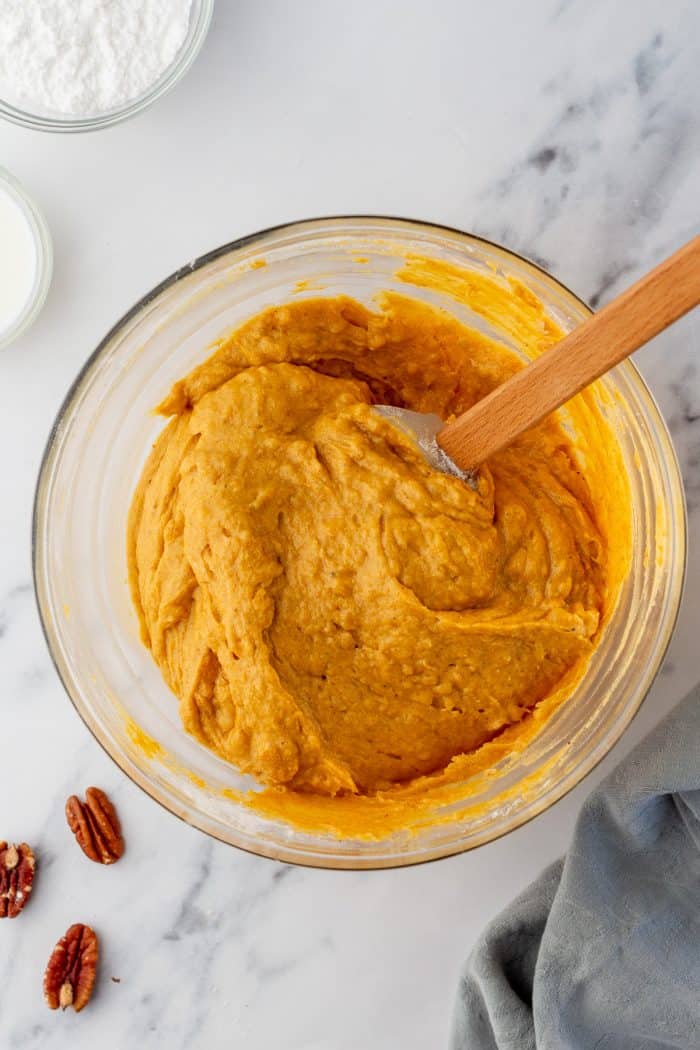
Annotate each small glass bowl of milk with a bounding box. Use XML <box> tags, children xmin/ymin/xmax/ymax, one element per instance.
<box><xmin>0</xmin><ymin>168</ymin><xmax>52</xmax><ymax>350</ymax></box>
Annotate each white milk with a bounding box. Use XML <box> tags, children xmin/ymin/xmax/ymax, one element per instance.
<box><xmin>0</xmin><ymin>185</ymin><xmax>37</xmax><ymax>336</ymax></box>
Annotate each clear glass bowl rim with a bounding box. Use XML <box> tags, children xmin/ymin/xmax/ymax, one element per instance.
<box><xmin>32</xmin><ymin>215</ymin><xmax>688</xmax><ymax>869</ymax></box>
<box><xmin>0</xmin><ymin>167</ymin><xmax>53</xmax><ymax>350</ymax></box>
<box><xmin>0</xmin><ymin>0</ymin><xmax>214</xmax><ymax>133</ymax></box>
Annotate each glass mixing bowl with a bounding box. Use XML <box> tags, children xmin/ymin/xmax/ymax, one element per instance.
<box><xmin>33</xmin><ymin>217</ymin><xmax>686</xmax><ymax>868</ymax></box>
<box><xmin>0</xmin><ymin>0</ymin><xmax>213</xmax><ymax>133</ymax></box>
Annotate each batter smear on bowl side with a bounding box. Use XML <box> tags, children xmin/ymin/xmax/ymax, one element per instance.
<box><xmin>128</xmin><ymin>279</ymin><xmax>627</xmax><ymax>827</ymax></box>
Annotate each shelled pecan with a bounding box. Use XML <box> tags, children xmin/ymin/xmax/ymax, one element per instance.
<box><xmin>0</xmin><ymin>841</ymin><xmax>36</xmax><ymax>918</ymax></box>
<box><xmin>65</xmin><ymin>787</ymin><xmax>124</xmax><ymax>864</ymax></box>
<box><xmin>44</xmin><ymin>923</ymin><xmax>99</xmax><ymax>1012</ymax></box>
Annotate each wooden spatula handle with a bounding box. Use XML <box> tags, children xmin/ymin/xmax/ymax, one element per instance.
<box><xmin>438</xmin><ymin>235</ymin><xmax>700</xmax><ymax>472</ymax></box>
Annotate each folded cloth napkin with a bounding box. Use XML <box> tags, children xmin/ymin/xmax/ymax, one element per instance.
<box><xmin>451</xmin><ymin>683</ymin><xmax>700</xmax><ymax>1050</ymax></box>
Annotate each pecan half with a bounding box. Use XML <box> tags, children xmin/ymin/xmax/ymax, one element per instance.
<box><xmin>0</xmin><ymin>841</ymin><xmax>36</xmax><ymax>918</ymax></box>
<box><xmin>44</xmin><ymin>923</ymin><xmax>99</xmax><ymax>1012</ymax></box>
<box><xmin>65</xmin><ymin>787</ymin><xmax>124</xmax><ymax>864</ymax></box>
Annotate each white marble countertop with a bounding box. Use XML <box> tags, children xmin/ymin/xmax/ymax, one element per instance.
<box><xmin>1</xmin><ymin>2</ymin><xmax>698</xmax><ymax>1047</ymax></box>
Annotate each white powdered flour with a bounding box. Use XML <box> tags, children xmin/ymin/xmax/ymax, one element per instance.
<box><xmin>0</xmin><ymin>0</ymin><xmax>193</xmax><ymax>116</ymax></box>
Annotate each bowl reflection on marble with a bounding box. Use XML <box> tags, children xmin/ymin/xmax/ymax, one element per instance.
<box><xmin>33</xmin><ymin>217</ymin><xmax>686</xmax><ymax>868</ymax></box>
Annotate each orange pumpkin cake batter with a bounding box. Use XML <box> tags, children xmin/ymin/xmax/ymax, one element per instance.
<box><xmin>127</xmin><ymin>278</ymin><xmax>628</xmax><ymax>830</ymax></box>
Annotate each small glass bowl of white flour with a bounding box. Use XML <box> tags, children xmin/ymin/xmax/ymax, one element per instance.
<box><xmin>0</xmin><ymin>169</ymin><xmax>52</xmax><ymax>350</ymax></box>
<box><xmin>0</xmin><ymin>0</ymin><xmax>213</xmax><ymax>132</ymax></box>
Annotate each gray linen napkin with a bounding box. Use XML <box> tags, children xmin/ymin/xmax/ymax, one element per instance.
<box><xmin>451</xmin><ymin>683</ymin><xmax>700</xmax><ymax>1050</ymax></box>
